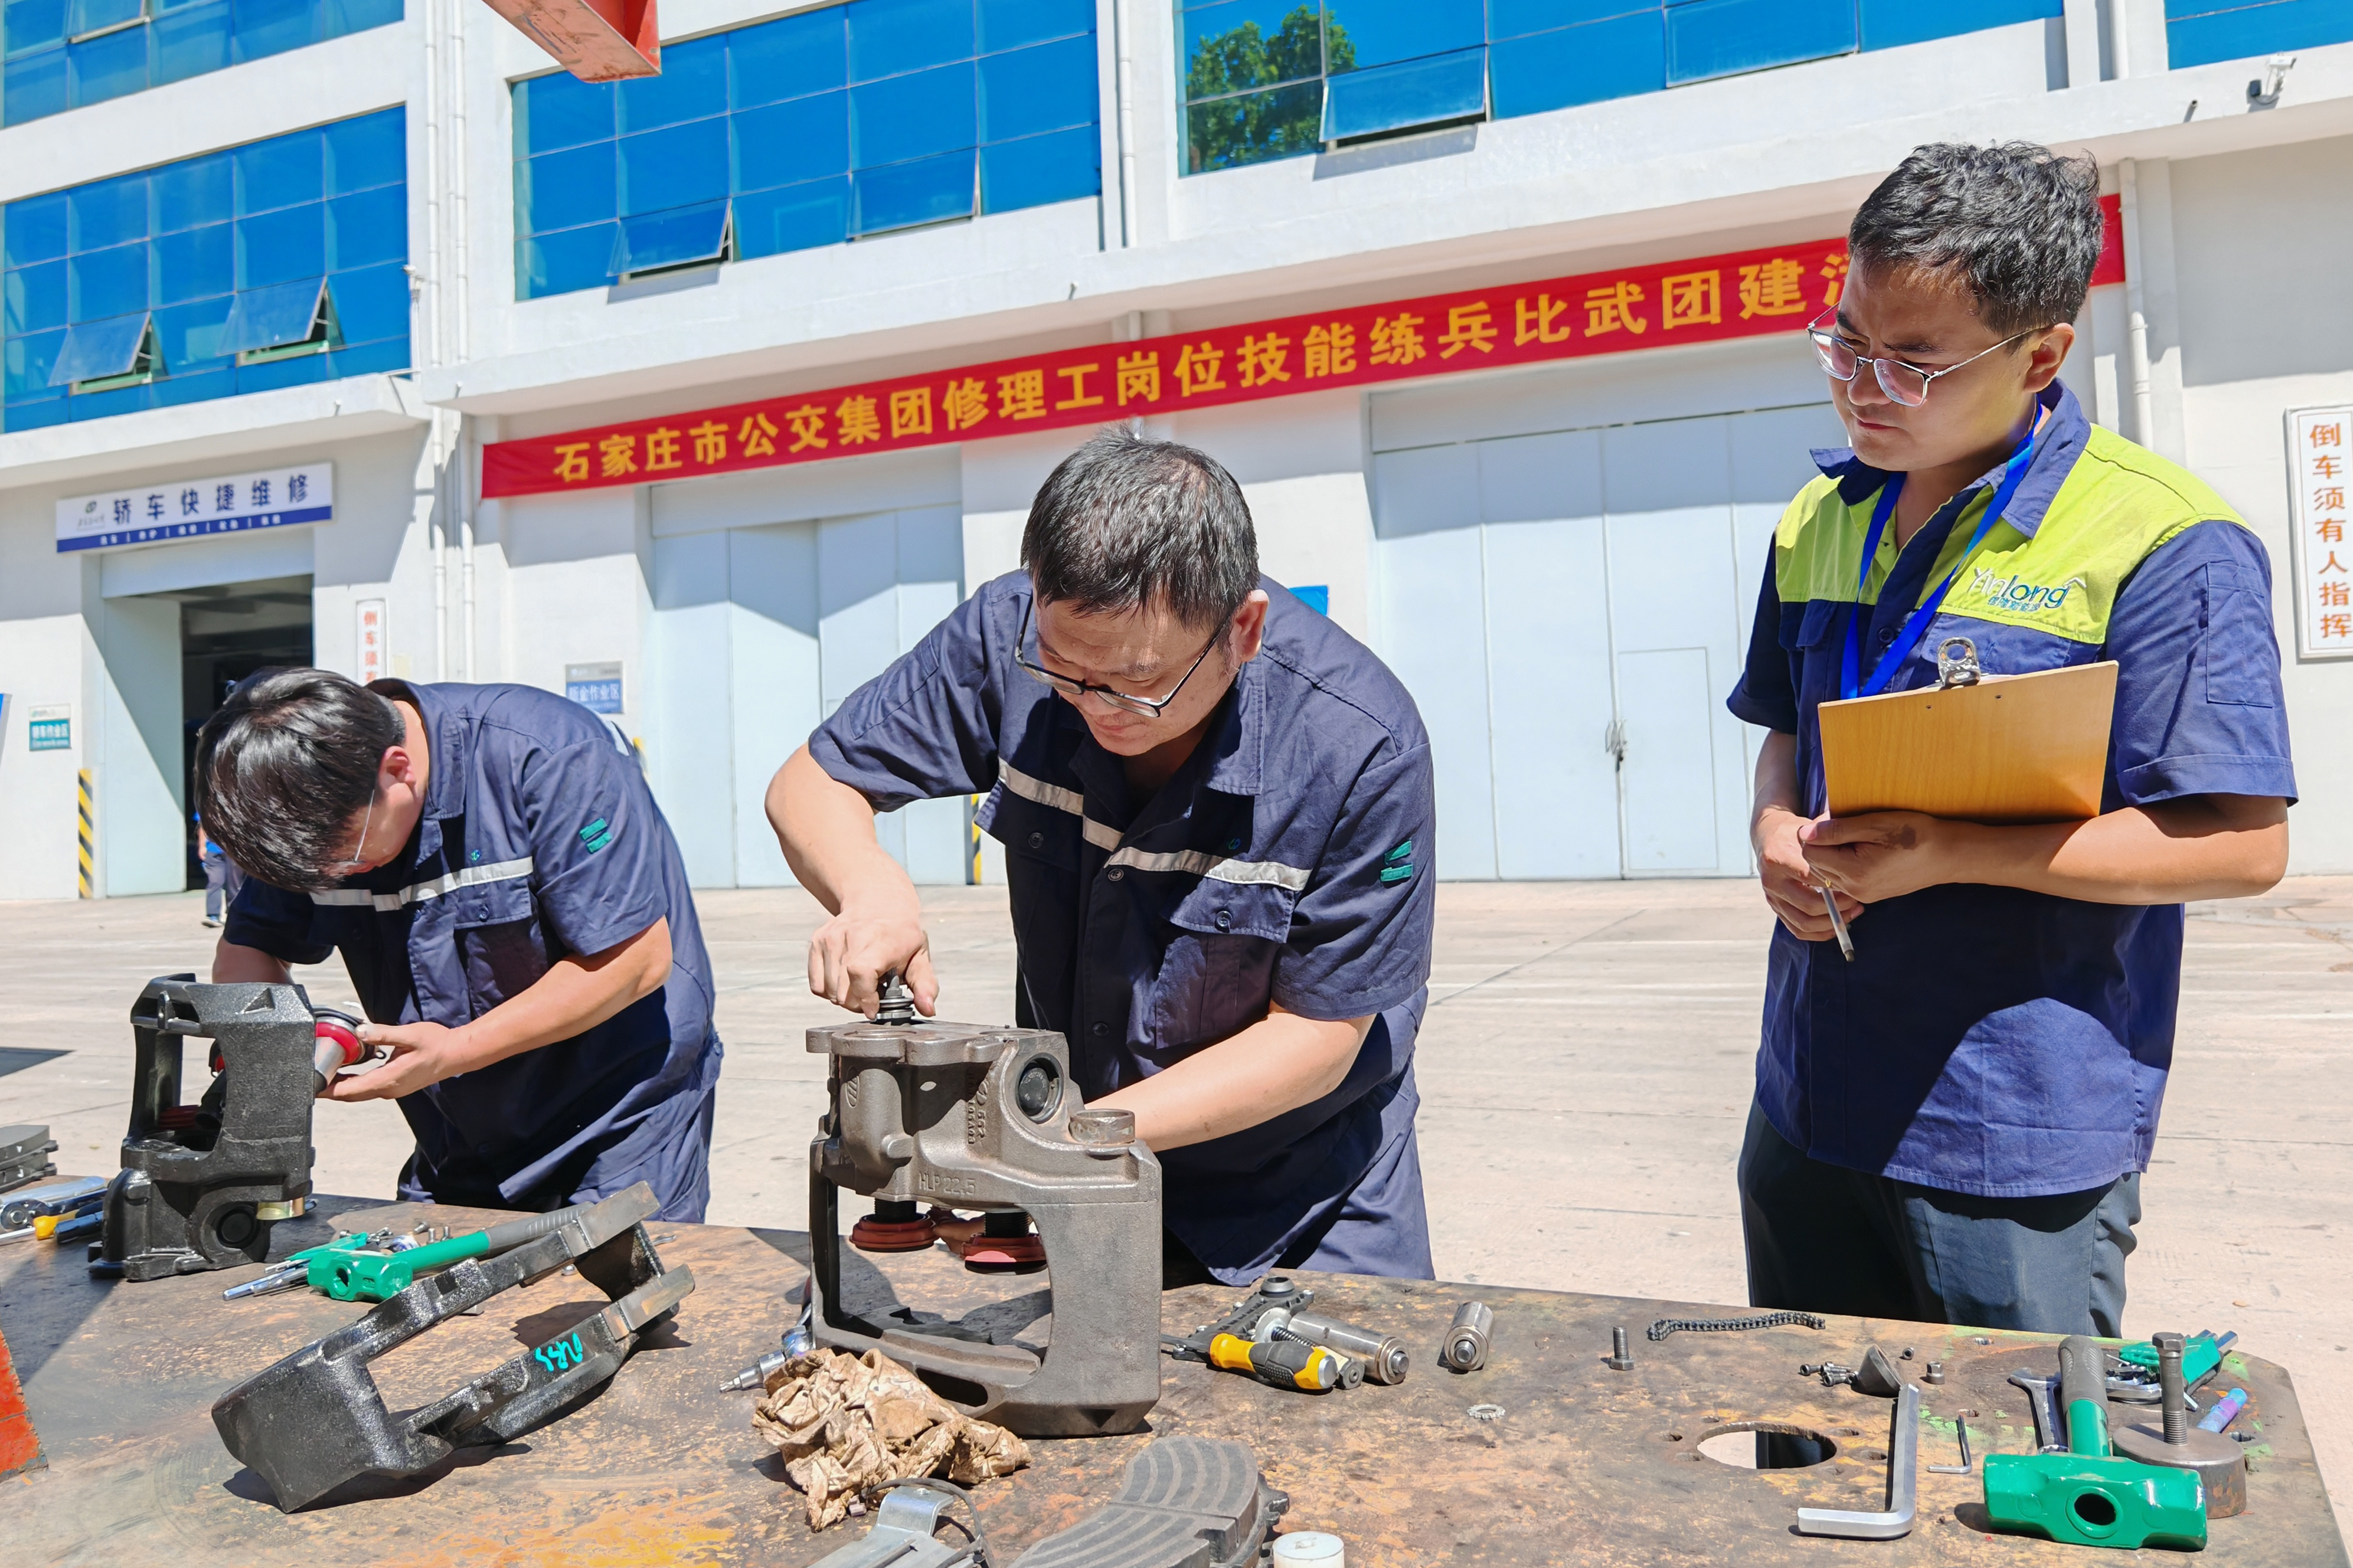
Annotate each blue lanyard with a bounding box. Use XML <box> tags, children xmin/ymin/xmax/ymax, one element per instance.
<box><xmin>1839</xmin><ymin>431</ymin><xmax>2040</xmax><ymax>701</ymax></box>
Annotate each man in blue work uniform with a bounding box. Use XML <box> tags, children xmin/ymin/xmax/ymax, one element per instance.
<box><xmin>1730</xmin><ymin>142</ymin><xmax>2294</xmax><ymax>1333</ymax></box>
<box><xmin>197</xmin><ymin>668</ymin><xmax>721</xmax><ymax>1220</ymax></box>
<box><xmin>767</xmin><ymin>430</ymin><xmax>1437</xmax><ymax>1285</ymax></box>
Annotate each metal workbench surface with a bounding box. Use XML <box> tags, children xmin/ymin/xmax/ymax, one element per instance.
<box><xmin>1</xmin><ymin>1193</ymin><xmax>2344</xmax><ymax>1567</ymax></box>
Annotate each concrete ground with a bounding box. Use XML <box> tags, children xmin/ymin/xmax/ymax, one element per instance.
<box><xmin>3</xmin><ymin>876</ymin><xmax>2348</xmax><ymax>1538</ymax></box>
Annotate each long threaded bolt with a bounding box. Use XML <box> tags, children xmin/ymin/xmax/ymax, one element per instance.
<box><xmin>2155</xmin><ymin>1331</ymin><xmax>2189</xmax><ymax>1445</ymax></box>
<box><xmin>1605</xmin><ymin>1325</ymin><xmax>1635</xmax><ymax>1371</ymax></box>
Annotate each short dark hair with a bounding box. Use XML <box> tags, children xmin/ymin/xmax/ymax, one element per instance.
<box><xmin>193</xmin><ymin>667</ymin><xmax>403</xmax><ymax>891</ymax></box>
<box><xmin>1022</xmin><ymin>428</ymin><xmax>1259</xmax><ymax>630</ymax></box>
<box><xmin>1849</xmin><ymin>142</ymin><xmax>2104</xmax><ymax>336</ymax></box>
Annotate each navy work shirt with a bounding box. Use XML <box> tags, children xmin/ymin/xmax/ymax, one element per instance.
<box><xmin>227</xmin><ymin>681</ymin><xmax>720</xmax><ymax>1209</ymax></box>
<box><xmin>1728</xmin><ymin>384</ymin><xmax>2296</xmax><ymax>1198</ymax></box>
<box><xmin>809</xmin><ymin>574</ymin><xmax>1437</xmax><ymax>1283</ymax></box>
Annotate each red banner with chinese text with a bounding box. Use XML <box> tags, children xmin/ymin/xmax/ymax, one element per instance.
<box><xmin>483</xmin><ymin>197</ymin><xmax>2125</xmax><ymax>500</ymax></box>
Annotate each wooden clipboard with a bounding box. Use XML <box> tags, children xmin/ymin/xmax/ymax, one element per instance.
<box><xmin>1818</xmin><ymin>660</ymin><xmax>2119</xmax><ymax>823</ymax></box>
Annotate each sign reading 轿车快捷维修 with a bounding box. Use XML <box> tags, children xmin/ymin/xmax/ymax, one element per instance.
<box><xmin>2289</xmin><ymin>406</ymin><xmax>2353</xmax><ymax>661</ymax></box>
<box><xmin>54</xmin><ymin>464</ymin><xmax>334</xmax><ymax>554</ymax></box>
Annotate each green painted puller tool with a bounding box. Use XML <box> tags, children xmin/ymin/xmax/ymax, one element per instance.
<box><xmin>221</xmin><ymin>1201</ymin><xmax>600</xmax><ymax>1303</ymax></box>
<box><xmin>1982</xmin><ymin>1335</ymin><xmax>2208</xmax><ymax>1551</ymax></box>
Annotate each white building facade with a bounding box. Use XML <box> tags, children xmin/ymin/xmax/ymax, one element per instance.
<box><xmin>4</xmin><ymin>0</ymin><xmax>2350</xmax><ymax>898</ymax></box>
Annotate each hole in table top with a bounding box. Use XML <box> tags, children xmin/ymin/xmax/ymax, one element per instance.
<box><xmin>1694</xmin><ymin>1422</ymin><xmax>1838</xmax><ymax>1470</ymax></box>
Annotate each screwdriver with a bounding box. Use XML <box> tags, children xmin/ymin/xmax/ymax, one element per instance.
<box><xmin>1207</xmin><ymin>1331</ymin><xmax>1361</xmax><ymax>1392</ymax></box>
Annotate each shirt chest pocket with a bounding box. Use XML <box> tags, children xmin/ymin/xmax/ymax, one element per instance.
<box><xmin>443</xmin><ymin>877</ymin><xmax>551</xmax><ymax>1018</ymax></box>
<box><xmin>1143</xmin><ymin>880</ymin><xmax>1293</xmax><ymax>1056</ymax></box>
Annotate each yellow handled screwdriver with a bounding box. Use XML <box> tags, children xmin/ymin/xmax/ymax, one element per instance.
<box><xmin>1207</xmin><ymin>1332</ymin><xmax>1362</xmax><ymax>1392</ymax></box>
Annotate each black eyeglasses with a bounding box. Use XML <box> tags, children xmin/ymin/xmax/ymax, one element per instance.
<box><xmin>1014</xmin><ymin>600</ymin><xmax>1224</xmax><ymax>719</ymax></box>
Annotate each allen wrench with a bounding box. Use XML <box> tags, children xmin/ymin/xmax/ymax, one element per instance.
<box><xmin>1796</xmin><ymin>1382</ymin><xmax>1919</xmax><ymax>1539</ymax></box>
<box><xmin>1927</xmin><ymin>1412</ymin><xmax>1973</xmax><ymax>1475</ymax></box>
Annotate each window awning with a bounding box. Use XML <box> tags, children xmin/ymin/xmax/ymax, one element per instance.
<box><xmin>48</xmin><ymin>312</ymin><xmax>152</xmax><ymax>387</ymax></box>
<box><xmin>610</xmin><ymin>200</ymin><xmax>730</xmax><ymax>277</ymax></box>
<box><xmin>224</xmin><ymin>278</ymin><xmax>329</xmax><ymax>355</ymax></box>
<box><xmin>1322</xmin><ymin>47</ymin><xmax>1488</xmax><ymax>143</ymax></box>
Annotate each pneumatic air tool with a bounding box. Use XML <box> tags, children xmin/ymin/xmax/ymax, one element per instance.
<box><xmin>90</xmin><ymin>976</ymin><xmax>384</xmax><ymax>1281</ymax></box>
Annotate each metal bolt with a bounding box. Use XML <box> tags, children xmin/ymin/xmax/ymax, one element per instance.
<box><xmin>1606</xmin><ymin>1326</ymin><xmax>1635</xmax><ymax>1371</ymax></box>
<box><xmin>2155</xmin><ymin>1331</ymin><xmax>2189</xmax><ymax>1446</ymax></box>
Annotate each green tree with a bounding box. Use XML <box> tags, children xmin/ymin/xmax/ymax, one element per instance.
<box><xmin>1184</xmin><ymin>6</ymin><xmax>1355</xmax><ymax>174</ymax></box>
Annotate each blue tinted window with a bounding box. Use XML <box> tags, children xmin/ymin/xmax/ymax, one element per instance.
<box><xmin>1489</xmin><ymin>0</ymin><xmax>1655</xmax><ymax>37</ymax></box>
<box><xmin>4</xmin><ymin>260</ymin><xmax>66</xmax><ymax>333</ymax></box>
<box><xmin>849</xmin><ymin>0</ymin><xmax>972</xmax><ymax>80</ymax></box>
<box><xmin>1665</xmin><ymin>0</ymin><xmax>1854</xmax><ymax>83</ymax></box>
<box><xmin>328</xmin><ymin>336</ymin><xmax>405</xmax><ymax>376</ymax></box>
<box><xmin>734</xmin><ymin>176</ymin><xmax>849</xmax><ymax>257</ymax></box>
<box><xmin>5</xmin><ymin>0</ymin><xmax>66</xmax><ymax>55</ymax></box>
<box><xmin>4</xmin><ymin>47</ymin><xmax>67</xmax><ymax>125</ymax></box>
<box><xmin>734</xmin><ymin>92</ymin><xmax>849</xmax><ymax>191</ymax></box>
<box><xmin>327</xmin><ymin>260</ymin><xmax>406</xmax><ymax>341</ymax></box>
<box><xmin>521</xmin><ymin>143</ymin><xmax>617</xmax><ymax>233</ymax></box>
<box><xmin>152</xmin><ymin>0</ymin><xmax>230</xmax><ymax>84</ymax></box>
<box><xmin>617</xmin><ymin>117</ymin><xmax>728</xmax><ymax>215</ymax></box>
<box><xmin>70</xmin><ymin>240</ymin><xmax>147</xmax><ymax>317</ymax></box>
<box><xmin>517</xmin><ymin>224</ymin><xmax>617</xmax><ymax>299</ymax></box>
<box><xmin>326</xmin><ymin>108</ymin><xmax>405</xmax><ymax>193</ymax></box>
<box><xmin>1323</xmin><ymin>44</ymin><xmax>1482</xmax><ymax>136</ymax></box>
<box><xmin>153</xmin><ymin>294</ymin><xmax>233</xmax><ymax>368</ymax></box>
<box><xmin>326</xmin><ymin>185</ymin><xmax>404</xmax><ymax>269</ymax></box>
<box><xmin>1859</xmin><ymin>0</ymin><xmax>2057</xmax><ymax>50</ymax></box>
<box><xmin>516</xmin><ymin>66</ymin><xmax>612</xmax><ymax>154</ymax></box>
<box><xmin>977</xmin><ymin>0</ymin><xmax>1090</xmax><ymax>51</ymax></box>
<box><xmin>852</xmin><ymin>61</ymin><xmax>975</xmax><ymax>166</ymax></box>
<box><xmin>853</xmin><ymin>146</ymin><xmax>973</xmax><ymax>232</ymax></box>
<box><xmin>4</xmin><ymin>327</ymin><xmax>63</xmax><ymax>397</ymax></box>
<box><xmin>153</xmin><ymin>153</ymin><xmax>231</xmax><ymax>231</ymax></box>
<box><xmin>730</xmin><ymin>6</ymin><xmax>844</xmax><ymax>107</ymax></box>
<box><xmin>4</xmin><ymin>192</ymin><xmax>67</xmax><ymax>266</ymax></box>
<box><xmin>2167</xmin><ymin>0</ymin><xmax>2353</xmax><ymax>67</ymax></box>
<box><xmin>511</xmin><ymin>2</ymin><xmax>1097</xmax><ymax>297</ymax></box>
<box><xmin>51</xmin><ymin>311</ymin><xmax>149</xmax><ymax>384</ymax></box>
<box><xmin>978</xmin><ymin>34</ymin><xmax>1094</xmax><ymax>140</ymax></box>
<box><xmin>68</xmin><ymin>174</ymin><xmax>144</xmax><ymax>250</ymax></box>
<box><xmin>979</xmin><ymin>123</ymin><xmax>1095</xmax><ymax>211</ymax></box>
<box><xmin>617</xmin><ymin>31</ymin><xmax>725</xmax><ymax>130</ymax></box>
<box><xmin>153</xmin><ymin>222</ymin><xmax>233</xmax><ymax>302</ymax></box>
<box><xmin>235</xmin><ymin>348</ymin><xmax>326</xmax><ymax>392</ymax></box>
<box><xmin>66</xmin><ymin>22</ymin><xmax>145</xmax><ymax>106</ymax></box>
<box><xmin>4</xmin><ymin>107</ymin><xmax>405</xmax><ymax>429</ymax></box>
<box><xmin>68</xmin><ymin>0</ymin><xmax>139</xmax><ymax>32</ymax></box>
<box><xmin>231</xmin><ymin>0</ymin><xmax>315</xmax><ymax>61</ymax></box>
<box><xmin>319</xmin><ymin>0</ymin><xmax>398</xmax><ymax>32</ymax></box>
<box><xmin>1492</xmin><ymin>11</ymin><xmax>1661</xmax><ymax>115</ymax></box>
<box><xmin>1184</xmin><ymin>0</ymin><xmax>1322</xmax><ymax>94</ymax></box>
<box><xmin>236</xmin><ymin>204</ymin><xmax>324</xmax><ymax>287</ymax></box>
<box><xmin>611</xmin><ymin>198</ymin><xmax>729</xmax><ymax>272</ymax></box>
<box><xmin>237</xmin><ymin>130</ymin><xmax>322</xmax><ymax>213</ymax></box>
<box><xmin>1324</xmin><ymin>0</ymin><xmax>1481</xmax><ymax>70</ymax></box>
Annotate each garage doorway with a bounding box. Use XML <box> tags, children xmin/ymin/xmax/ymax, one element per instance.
<box><xmin>156</xmin><ymin>574</ymin><xmax>315</xmax><ymax>887</ymax></box>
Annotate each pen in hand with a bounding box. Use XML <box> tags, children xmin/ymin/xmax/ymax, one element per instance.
<box><xmin>1819</xmin><ymin>886</ymin><xmax>1854</xmax><ymax>961</ymax></box>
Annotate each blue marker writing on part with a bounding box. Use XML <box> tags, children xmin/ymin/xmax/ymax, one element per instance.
<box><xmin>533</xmin><ymin>1331</ymin><xmax>586</xmax><ymax>1373</ymax></box>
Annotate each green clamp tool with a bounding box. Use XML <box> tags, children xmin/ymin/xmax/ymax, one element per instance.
<box><xmin>1982</xmin><ymin>1335</ymin><xmax>2208</xmax><ymax>1551</ymax></box>
<box><xmin>222</xmin><ymin>1202</ymin><xmax>601</xmax><ymax>1303</ymax></box>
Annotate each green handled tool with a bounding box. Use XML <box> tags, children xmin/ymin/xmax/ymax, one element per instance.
<box><xmin>1982</xmin><ymin>1335</ymin><xmax>2208</xmax><ymax>1551</ymax></box>
<box><xmin>223</xmin><ymin>1202</ymin><xmax>602</xmax><ymax>1303</ymax></box>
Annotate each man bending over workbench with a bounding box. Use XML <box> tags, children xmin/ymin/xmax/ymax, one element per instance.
<box><xmin>195</xmin><ymin>669</ymin><xmax>721</xmax><ymax>1221</ymax></box>
<box><xmin>768</xmin><ymin>429</ymin><xmax>1438</xmax><ymax>1287</ymax></box>
<box><xmin>1728</xmin><ymin>142</ymin><xmax>2294</xmax><ymax>1335</ymax></box>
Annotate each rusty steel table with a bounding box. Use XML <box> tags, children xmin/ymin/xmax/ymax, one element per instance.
<box><xmin>1</xmin><ymin>1190</ymin><xmax>2344</xmax><ymax>1567</ymax></box>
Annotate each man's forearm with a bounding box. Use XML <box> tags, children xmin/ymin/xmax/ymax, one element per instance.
<box><xmin>1094</xmin><ymin>1004</ymin><xmax>1371</xmax><ymax>1152</ymax></box>
<box><xmin>1934</xmin><ymin>797</ymin><xmax>2289</xmax><ymax>905</ymax></box>
<box><xmin>437</xmin><ymin>918</ymin><xmax>674</xmax><ymax>1073</ymax></box>
<box><xmin>213</xmin><ymin>939</ymin><xmax>292</xmax><ymax>984</ymax></box>
<box><xmin>767</xmin><ymin>745</ymin><xmax>918</xmax><ymax>919</ymax></box>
